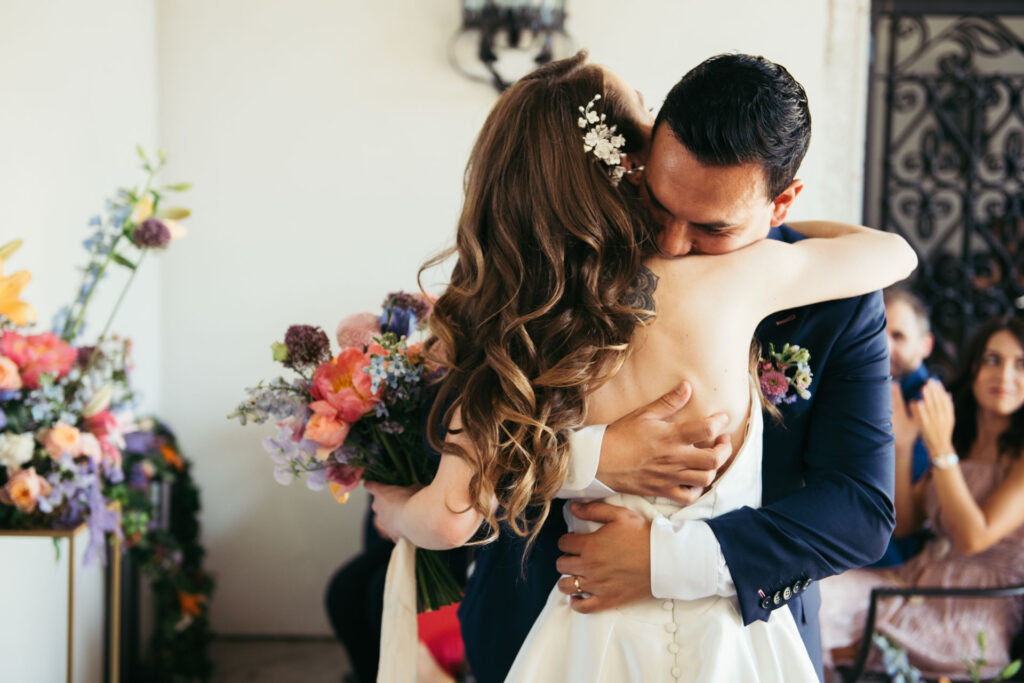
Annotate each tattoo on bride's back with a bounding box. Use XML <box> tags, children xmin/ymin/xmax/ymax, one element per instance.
<box><xmin>625</xmin><ymin>265</ymin><xmax>658</xmax><ymax>319</ymax></box>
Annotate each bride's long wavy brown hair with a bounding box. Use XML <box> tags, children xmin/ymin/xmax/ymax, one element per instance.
<box><xmin>420</xmin><ymin>51</ymin><xmax>658</xmax><ymax>547</ymax></box>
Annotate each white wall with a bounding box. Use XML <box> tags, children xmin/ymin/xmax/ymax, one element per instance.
<box><xmin>3</xmin><ymin>0</ymin><xmax>872</xmax><ymax>636</ymax></box>
<box><xmin>0</xmin><ymin>0</ymin><xmax>162</xmax><ymax>413</ymax></box>
<box><xmin>157</xmin><ymin>0</ymin><xmax>872</xmax><ymax>636</ymax></box>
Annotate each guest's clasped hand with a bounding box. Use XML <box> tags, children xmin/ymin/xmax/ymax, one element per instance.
<box><xmin>910</xmin><ymin>378</ymin><xmax>957</xmax><ymax>458</ymax></box>
<box><xmin>596</xmin><ymin>381</ymin><xmax>732</xmax><ymax>505</ymax></box>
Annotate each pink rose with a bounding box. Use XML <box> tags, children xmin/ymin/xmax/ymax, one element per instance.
<box><xmin>0</xmin><ymin>467</ymin><xmax>52</xmax><ymax>512</ymax></box>
<box><xmin>40</xmin><ymin>422</ymin><xmax>81</xmax><ymax>459</ymax></box>
<box><xmin>326</xmin><ymin>464</ymin><xmax>365</xmax><ymax>504</ymax></box>
<box><xmin>98</xmin><ymin>438</ymin><xmax>122</xmax><ymax>469</ymax></box>
<box><xmin>0</xmin><ymin>331</ymin><xmax>76</xmax><ymax>389</ymax></box>
<box><xmin>0</xmin><ymin>356</ymin><xmax>22</xmax><ymax>390</ymax></box>
<box><xmin>303</xmin><ymin>402</ymin><xmax>352</xmax><ymax>457</ymax></box>
<box><xmin>78</xmin><ymin>433</ymin><xmax>102</xmax><ymax>464</ymax></box>
<box><xmin>311</xmin><ymin>348</ymin><xmax>382</xmax><ymax>423</ymax></box>
<box><xmin>335</xmin><ymin>313</ymin><xmax>381</xmax><ymax>350</ymax></box>
<box><xmin>84</xmin><ymin>409</ymin><xmax>120</xmax><ymax>441</ymax></box>
<box><xmin>83</xmin><ymin>410</ymin><xmax>124</xmax><ymax>467</ymax></box>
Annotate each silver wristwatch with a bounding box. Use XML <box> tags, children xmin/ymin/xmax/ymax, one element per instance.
<box><xmin>931</xmin><ymin>452</ymin><xmax>960</xmax><ymax>470</ymax></box>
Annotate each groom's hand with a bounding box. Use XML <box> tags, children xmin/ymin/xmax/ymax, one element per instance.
<box><xmin>597</xmin><ymin>381</ymin><xmax>732</xmax><ymax>505</ymax></box>
<box><xmin>555</xmin><ymin>501</ymin><xmax>652</xmax><ymax>613</ymax></box>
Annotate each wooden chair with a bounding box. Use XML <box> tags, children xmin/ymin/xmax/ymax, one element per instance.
<box><xmin>838</xmin><ymin>583</ymin><xmax>1024</xmax><ymax>682</ymax></box>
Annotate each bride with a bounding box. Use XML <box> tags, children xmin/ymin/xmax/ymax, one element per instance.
<box><xmin>367</xmin><ymin>51</ymin><xmax>917</xmax><ymax>682</ymax></box>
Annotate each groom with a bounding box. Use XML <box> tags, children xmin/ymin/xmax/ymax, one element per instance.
<box><xmin>458</xmin><ymin>54</ymin><xmax>896</xmax><ymax>682</ymax></box>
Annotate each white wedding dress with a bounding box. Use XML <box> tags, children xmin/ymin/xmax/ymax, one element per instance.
<box><xmin>505</xmin><ymin>384</ymin><xmax>818</xmax><ymax>682</ymax></box>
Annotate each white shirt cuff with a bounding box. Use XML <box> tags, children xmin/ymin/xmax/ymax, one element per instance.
<box><xmin>651</xmin><ymin>517</ymin><xmax>735</xmax><ymax>600</ymax></box>
<box><xmin>556</xmin><ymin>425</ymin><xmax>615</xmax><ymax>499</ymax></box>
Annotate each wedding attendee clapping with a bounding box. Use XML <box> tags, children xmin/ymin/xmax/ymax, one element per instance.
<box><xmin>820</xmin><ymin>314</ymin><xmax>1024</xmax><ymax>679</ymax></box>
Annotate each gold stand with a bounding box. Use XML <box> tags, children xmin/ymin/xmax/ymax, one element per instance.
<box><xmin>0</xmin><ymin>502</ymin><xmax>123</xmax><ymax>683</ymax></box>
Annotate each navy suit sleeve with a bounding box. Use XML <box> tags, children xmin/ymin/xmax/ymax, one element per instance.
<box><xmin>706</xmin><ymin>291</ymin><xmax>896</xmax><ymax>625</ymax></box>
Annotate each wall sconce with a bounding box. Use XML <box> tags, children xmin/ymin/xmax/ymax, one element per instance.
<box><xmin>450</xmin><ymin>0</ymin><xmax>573</xmax><ymax>92</ymax></box>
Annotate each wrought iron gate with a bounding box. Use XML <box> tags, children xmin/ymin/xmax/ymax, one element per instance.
<box><xmin>865</xmin><ymin>0</ymin><xmax>1024</xmax><ymax>369</ymax></box>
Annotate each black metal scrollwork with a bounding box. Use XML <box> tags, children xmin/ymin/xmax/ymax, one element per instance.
<box><xmin>866</xmin><ymin>4</ymin><xmax>1024</xmax><ymax>372</ymax></box>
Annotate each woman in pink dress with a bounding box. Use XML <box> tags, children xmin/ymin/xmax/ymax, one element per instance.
<box><xmin>820</xmin><ymin>315</ymin><xmax>1024</xmax><ymax>679</ymax></box>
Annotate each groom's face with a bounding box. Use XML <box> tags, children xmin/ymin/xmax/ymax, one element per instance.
<box><xmin>643</xmin><ymin>124</ymin><xmax>800</xmax><ymax>257</ymax></box>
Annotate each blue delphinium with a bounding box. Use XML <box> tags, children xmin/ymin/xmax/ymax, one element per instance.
<box><xmin>379</xmin><ymin>291</ymin><xmax>431</xmax><ymax>338</ymax></box>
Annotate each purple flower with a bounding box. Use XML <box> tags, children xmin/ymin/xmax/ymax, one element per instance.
<box><xmin>76</xmin><ymin>346</ymin><xmax>101</xmax><ymax>367</ymax></box>
<box><xmin>306</xmin><ymin>468</ymin><xmax>327</xmax><ymax>491</ymax></box>
<box><xmin>124</xmin><ymin>430</ymin><xmax>157</xmax><ymax>454</ymax></box>
<box><xmin>379</xmin><ymin>420</ymin><xmax>404</xmax><ymax>435</ymax></box>
<box><xmin>333</xmin><ymin>444</ymin><xmax>360</xmax><ymax>464</ymax></box>
<box><xmin>380</xmin><ymin>307</ymin><xmax>417</xmax><ymax>338</ymax></box>
<box><xmin>128</xmin><ymin>463</ymin><xmax>149</xmax><ymax>489</ymax></box>
<box><xmin>273</xmin><ymin>465</ymin><xmax>295</xmax><ymax>485</ymax></box>
<box><xmin>383</xmin><ymin>291</ymin><xmax>431</xmax><ymax>322</ymax></box>
<box><xmin>132</xmin><ymin>218</ymin><xmax>171</xmax><ymax>248</ymax></box>
<box><xmin>83</xmin><ymin>479</ymin><xmax>122</xmax><ymax>565</ymax></box>
<box><xmin>283</xmin><ymin>325</ymin><xmax>331</xmax><ymax>368</ymax></box>
<box><xmin>105</xmin><ymin>465</ymin><xmax>125</xmax><ymax>484</ymax></box>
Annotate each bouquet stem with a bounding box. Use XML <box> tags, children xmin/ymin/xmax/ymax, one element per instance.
<box><xmin>415</xmin><ymin>549</ymin><xmax>463</xmax><ymax>612</ymax></box>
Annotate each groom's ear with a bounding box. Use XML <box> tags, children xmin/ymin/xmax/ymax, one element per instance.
<box><xmin>769</xmin><ymin>179</ymin><xmax>804</xmax><ymax>227</ymax></box>
<box><xmin>621</xmin><ymin>154</ymin><xmax>645</xmax><ymax>188</ymax></box>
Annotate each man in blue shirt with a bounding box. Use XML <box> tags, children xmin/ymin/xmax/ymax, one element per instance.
<box><xmin>871</xmin><ymin>285</ymin><xmax>934</xmax><ymax>566</ymax></box>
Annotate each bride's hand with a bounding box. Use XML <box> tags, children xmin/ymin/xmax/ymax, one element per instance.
<box><xmin>364</xmin><ymin>482</ymin><xmax>421</xmax><ymax>543</ymax></box>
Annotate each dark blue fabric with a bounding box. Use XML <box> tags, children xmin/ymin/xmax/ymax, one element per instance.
<box><xmin>871</xmin><ymin>363</ymin><xmax>935</xmax><ymax>567</ymax></box>
<box><xmin>459</xmin><ymin>224</ymin><xmax>897</xmax><ymax>683</ymax></box>
<box><xmin>458</xmin><ymin>510</ymin><xmax>566</xmax><ymax>683</ymax></box>
<box><xmin>705</xmin><ymin>225</ymin><xmax>896</xmax><ymax>681</ymax></box>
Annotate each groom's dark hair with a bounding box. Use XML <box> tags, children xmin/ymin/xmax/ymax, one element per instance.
<box><xmin>655</xmin><ymin>53</ymin><xmax>811</xmax><ymax>200</ymax></box>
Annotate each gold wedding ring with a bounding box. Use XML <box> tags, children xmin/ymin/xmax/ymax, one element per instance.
<box><xmin>573</xmin><ymin>575</ymin><xmax>582</xmax><ymax>593</ymax></box>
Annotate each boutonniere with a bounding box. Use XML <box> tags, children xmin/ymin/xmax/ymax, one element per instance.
<box><xmin>758</xmin><ymin>343</ymin><xmax>813</xmax><ymax>406</ymax></box>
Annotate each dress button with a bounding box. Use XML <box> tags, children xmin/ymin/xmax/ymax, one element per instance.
<box><xmin>791</xmin><ymin>581</ymin><xmax>802</xmax><ymax>594</ymax></box>
<box><xmin>783</xmin><ymin>586</ymin><xmax>792</xmax><ymax>600</ymax></box>
<box><xmin>663</xmin><ymin>600</ymin><xmax>674</xmax><ymax>610</ymax></box>
<box><xmin>772</xmin><ymin>591</ymin><xmax>782</xmax><ymax>605</ymax></box>
<box><xmin>760</xmin><ymin>597</ymin><xmax>772</xmax><ymax>610</ymax></box>
<box><xmin>802</xmin><ymin>578</ymin><xmax>813</xmax><ymax>591</ymax></box>
<box><xmin>665</xmin><ymin>623</ymin><xmax>678</xmax><ymax>633</ymax></box>
<box><xmin>671</xmin><ymin>667</ymin><xmax>681</xmax><ymax>677</ymax></box>
<box><xmin>668</xmin><ymin>643</ymin><xmax>679</xmax><ymax>654</ymax></box>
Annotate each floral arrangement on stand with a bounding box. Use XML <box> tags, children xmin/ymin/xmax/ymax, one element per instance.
<box><xmin>0</xmin><ymin>149</ymin><xmax>214</xmax><ymax>680</ymax></box>
<box><xmin>120</xmin><ymin>421</ymin><xmax>214</xmax><ymax>682</ymax></box>
<box><xmin>230</xmin><ymin>292</ymin><xmax>464</xmax><ymax>611</ymax></box>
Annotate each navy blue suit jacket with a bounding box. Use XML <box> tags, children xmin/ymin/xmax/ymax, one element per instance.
<box><xmin>458</xmin><ymin>224</ymin><xmax>897</xmax><ymax>682</ymax></box>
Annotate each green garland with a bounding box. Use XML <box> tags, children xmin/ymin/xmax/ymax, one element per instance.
<box><xmin>110</xmin><ymin>420</ymin><xmax>214</xmax><ymax>682</ymax></box>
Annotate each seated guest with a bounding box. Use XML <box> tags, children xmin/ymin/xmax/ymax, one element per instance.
<box><xmin>871</xmin><ymin>286</ymin><xmax>936</xmax><ymax>567</ymax></box>
<box><xmin>325</xmin><ymin>509</ymin><xmax>469</xmax><ymax>682</ymax></box>
<box><xmin>820</xmin><ymin>314</ymin><xmax>1024</xmax><ymax>679</ymax></box>
<box><xmin>325</xmin><ymin>508</ymin><xmax>393</xmax><ymax>682</ymax></box>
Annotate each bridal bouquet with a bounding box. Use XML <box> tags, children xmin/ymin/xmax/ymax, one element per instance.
<box><xmin>0</xmin><ymin>148</ymin><xmax>191</xmax><ymax>564</ymax></box>
<box><xmin>229</xmin><ymin>292</ymin><xmax>463</xmax><ymax>611</ymax></box>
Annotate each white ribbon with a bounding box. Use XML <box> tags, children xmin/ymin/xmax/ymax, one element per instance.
<box><xmin>377</xmin><ymin>537</ymin><xmax>418</xmax><ymax>682</ymax></box>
